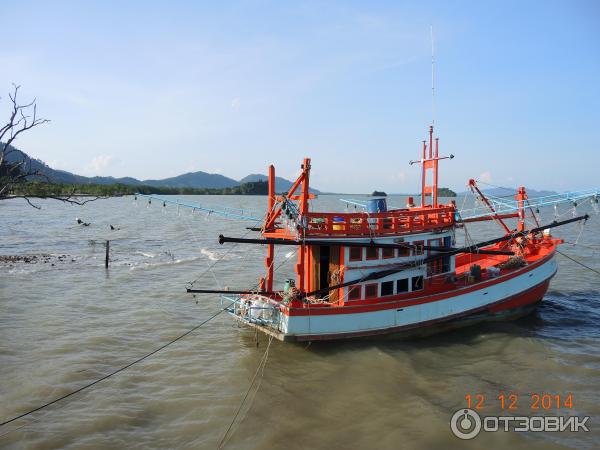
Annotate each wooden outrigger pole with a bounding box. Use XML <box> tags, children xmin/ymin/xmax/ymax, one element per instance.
<box><xmin>187</xmin><ymin>214</ymin><xmax>588</xmax><ymax>297</ymax></box>
<box><xmin>218</xmin><ymin>235</ymin><xmax>516</xmax><ymax>256</ymax></box>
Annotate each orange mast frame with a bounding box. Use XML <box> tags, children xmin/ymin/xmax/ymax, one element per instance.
<box><xmin>411</xmin><ymin>125</ymin><xmax>453</xmax><ymax>207</ymax></box>
<box><xmin>263</xmin><ymin>158</ymin><xmax>315</xmax><ymax>293</ymax></box>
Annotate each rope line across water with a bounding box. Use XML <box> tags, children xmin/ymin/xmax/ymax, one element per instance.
<box><xmin>556</xmin><ymin>250</ymin><xmax>600</xmax><ymax>277</ymax></box>
<box><xmin>0</xmin><ymin>304</ymin><xmax>233</xmax><ymax>428</ymax></box>
<box><xmin>217</xmin><ymin>334</ymin><xmax>274</xmax><ymax>449</ymax></box>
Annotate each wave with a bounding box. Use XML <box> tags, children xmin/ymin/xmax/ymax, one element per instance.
<box><xmin>200</xmin><ymin>248</ymin><xmax>220</xmax><ymax>261</ymax></box>
<box><xmin>128</xmin><ymin>255</ymin><xmax>204</xmax><ymax>271</ymax></box>
<box><xmin>135</xmin><ymin>251</ymin><xmax>157</xmax><ymax>258</ymax></box>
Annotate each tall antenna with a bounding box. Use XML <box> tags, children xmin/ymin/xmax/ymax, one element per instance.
<box><xmin>430</xmin><ymin>25</ymin><xmax>435</xmax><ymax>126</ymax></box>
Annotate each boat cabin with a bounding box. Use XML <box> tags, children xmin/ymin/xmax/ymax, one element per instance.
<box><xmin>258</xmin><ymin>126</ymin><xmax>458</xmax><ymax>305</ymax></box>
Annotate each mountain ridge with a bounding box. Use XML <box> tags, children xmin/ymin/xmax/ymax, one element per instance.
<box><xmin>238</xmin><ymin>173</ymin><xmax>320</xmax><ymax>194</ymax></box>
<box><xmin>2</xmin><ymin>144</ymin><xmax>319</xmax><ymax>192</ymax></box>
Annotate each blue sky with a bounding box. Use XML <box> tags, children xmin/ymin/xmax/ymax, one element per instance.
<box><xmin>1</xmin><ymin>0</ymin><xmax>598</xmax><ymax>193</ymax></box>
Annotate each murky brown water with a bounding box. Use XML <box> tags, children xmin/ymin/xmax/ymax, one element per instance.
<box><xmin>1</xmin><ymin>195</ymin><xmax>599</xmax><ymax>449</ymax></box>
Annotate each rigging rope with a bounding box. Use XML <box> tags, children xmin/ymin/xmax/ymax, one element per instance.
<box><xmin>0</xmin><ymin>304</ymin><xmax>233</xmax><ymax>428</ymax></box>
<box><xmin>181</xmin><ymin>216</ymin><xmax>224</xmax><ymax>289</ymax></box>
<box><xmin>217</xmin><ymin>335</ymin><xmax>274</xmax><ymax>449</ymax></box>
<box><xmin>556</xmin><ymin>250</ymin><xmax>600</xmax><ymax>277</ymax></box>
<box><xmin>187</xmin><ymin>202</ymin><xmax>275</xmax><ymax>289</ymax></box>
<box><xmin>186</xmin><ymin>228</ymin><xmax>255</xmax><ymax>289</ymax></box>
<box><xmin>563</xmin><ymin>241</ymin><xmax>600</xmax><ymax>252</ymax></box>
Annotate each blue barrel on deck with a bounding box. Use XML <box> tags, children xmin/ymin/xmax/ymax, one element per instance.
<box><xmin>366</xmin><ymin>198</ymin><xmax>387</xmax><ymax>213</ymax></box>
<box><xmin>332</xmin><ymin>216</ymin><xmax>344</xmax><ymax>230</ymax></box>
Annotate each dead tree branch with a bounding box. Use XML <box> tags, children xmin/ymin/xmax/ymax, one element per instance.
<box><xmin>0</xmin><ymin>84</ymin><xmax>109</xmax><ymax>208</ymax></box>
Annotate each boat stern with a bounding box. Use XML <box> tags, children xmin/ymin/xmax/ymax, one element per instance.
<box><xmin>222</xmin><ymin>294</ymin><xmax>292</xmax><ymax>341</ymax></box>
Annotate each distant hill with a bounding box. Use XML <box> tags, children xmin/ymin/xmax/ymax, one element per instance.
<box><xmin>438</xmin><ymin>187</ymin><xmax>457</xmax><ymax>197</ymax></box>
<box><xmin>143</xmin><ymin>172</ymin><xmax>238</xmax><ymax>189</ymax></box>
<box><xmin>239</xmin><ymin>173</ymin><xmax>320</xmax><ymax>194</ymax></box>
<box><xmin>3</xmin><ymin>145</ymin><xmax>145</xmax><ymax>185</ymax></box>
<box><xmin>2</xmin><ymin>144</ymin><xmax>320</xmax><ymax>191</ymax></box>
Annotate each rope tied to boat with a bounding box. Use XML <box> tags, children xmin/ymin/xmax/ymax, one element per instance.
<box><xmin>0</xmin><ymin>303</ymin><xmax>235</xmax><ymax>429</ymax></box>
<box><xmin>217</xmin><ymin>335</ymin><xmax>274</xmax><ymax>449</ymax></box>
<box><xmin>556</xmin><ymin>250</ymin><xmax>600</xmax><ymax>278</ymax></box>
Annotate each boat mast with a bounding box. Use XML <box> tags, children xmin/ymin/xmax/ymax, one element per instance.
<box><xmin>261</xmin><ymin>158</ymin><xmax>313</xmax><ymax>293</ymax></box>
<box><xmin>412</xmin><ymin>126</ymin><xmax>452</xmax><ymax>207</ymax></box>
<box><xmin>264</xmin><ymin>164</ymin><xmax>276</xmax><ymax>292</ymax></box>
<box><xmin>413</xmin><ymin>30</ymin><xmax>452</xmax><ymax>208</ymax></box>
<box><xmin>515</xmin><ymin>186</ymin><xmax>528</xmax><ymax>232</ymax></box>
<box><xmin>296</xmin><ymin>158</ymin><xmax>311</xmax><ymax>292</ymax></box>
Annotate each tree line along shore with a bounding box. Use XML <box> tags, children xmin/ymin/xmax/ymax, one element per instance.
<box><xmin>10</xmin><ymin>180</ymin><xmax>272</xmax><ymax>197</ymax></box>
<box><xmin>10</xmin><ymin>181</ymin><xmax>457</xmax><ymax>198</ymax></box>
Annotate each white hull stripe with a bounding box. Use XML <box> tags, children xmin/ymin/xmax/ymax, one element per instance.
<box><xmin>280</xmin><ymin>256</ymin><xmax>557</xmax><ymax>337</ymax></box>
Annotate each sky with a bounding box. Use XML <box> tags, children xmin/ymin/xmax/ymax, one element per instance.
<box><xmin>1</xmin><ymin>0</ymin><xmax>599</xmax><ymax>193</ymax></box>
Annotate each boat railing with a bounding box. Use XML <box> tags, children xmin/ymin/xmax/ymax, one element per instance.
<box><xmin>303</xmin><ymin>206</ymin><xmax>455</xmax><ymax>236</ymax></box>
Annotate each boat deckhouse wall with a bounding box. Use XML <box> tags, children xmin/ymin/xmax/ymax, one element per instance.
<box><xmin>303</xmin><ymin>229</ymin><xmax>455</xmax><ymax>303</ymax></box>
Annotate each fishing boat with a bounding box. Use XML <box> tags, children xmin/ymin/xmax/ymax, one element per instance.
<box><xmin>176</xmin><ymin>125</ymin><xmax>591</xmax><ymax>342</ymax></box>
<box><xmin>137</xmin><ymin>124</ymin><xmax>596</xmax><ymax>342</ymax></box>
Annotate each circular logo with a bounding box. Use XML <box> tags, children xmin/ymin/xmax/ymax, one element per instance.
<box><xmin>450</xmin><ymin>408</ymin><xmax>482</xmax><ymax>440</ymax></box>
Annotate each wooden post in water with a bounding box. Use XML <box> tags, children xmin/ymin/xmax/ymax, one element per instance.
<box><xmin>105</xmin><ymin>240</ymin><xmax>110</xmax><ymax>268</ymax></box>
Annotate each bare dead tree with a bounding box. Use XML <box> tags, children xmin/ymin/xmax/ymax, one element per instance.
<box><xmin>0</xmin><ymin>84</ymin><xmax>106</xmax><ymax>208</ymax></box>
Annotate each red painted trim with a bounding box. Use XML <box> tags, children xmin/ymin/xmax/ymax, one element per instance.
<box><xmin>292</xmin><ymin>278</ymin><xmax>551</xmax><ymax>341</ymax></box>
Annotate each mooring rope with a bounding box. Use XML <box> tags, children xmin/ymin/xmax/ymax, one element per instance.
<box><xmin>556</xmin><ymin>250</ymin><xmax>600</xmax><ymax>277</ymax></box>
<box><xmin>0</xmin><ymin>303</ymin><xmax>234</xmax><ymax>428</ymax></box>
<box><xmin>217</xmin><ymin>334</ymin><xmax>274</xmax><ymax>449</ymax></box>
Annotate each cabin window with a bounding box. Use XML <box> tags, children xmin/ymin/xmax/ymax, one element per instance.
<box><xmin>348</xmin><ymin>285</ymin><xmax>361</xmax><ymax>301</ymax></box>
<box><xmin>366</xmin><ymin>247</ymin><xmax>379</xmax><ymax>260</ymax></box>
<box><xmin>349</xmin><ymin>247</ymin><xmax>363</xmax><ymax>262</ymax></box>
<box><xmin>428</xmin><ymin>258</ymin><xmax>443</xmax><ymax>276</ymax></box>
<box><xmin>381</xmin><ymin>281</ymin><xmax>394</xmax><ymax>296</ymax></box>
<box><xmin>397</xmin><ymin>245</ymin><xmax>411</xmax><ymax>257</ymax></box>
<box><xmin>427</xmin><ymin>239</ymin><xmax>444</xmax><ymax>276</ymax></box>
<box><xmin>397</xmin><ymin>278</ymin><xmax>409</xmax><ymax>293</ymax></box>
<box><xmin>427</xmin><ymin>238</ymin><xmax>442</xmax><ymax>252</ymax></box>
<box><xmin>413</xmin><ymin>240</ymin><xmax>424</xmax><ymax>255</ymax></box>
<box><xmin>365</xmin><ymin>283</ymin><xmax>378</xmax><ymax>298</ymax></box>
<box><xmin>382</xmin><ymin>247</ymin><xmax>395</xmax><ymax>259</ymax></box>
<box><xmin>412</xmin><ymin>275</ymin><xmax>424</xmax><ymax>291</ymax></box>
<box><xmin>442</xmin><ymin>236</ymin><xmax>453</xmax><ymax>272</ymax></box>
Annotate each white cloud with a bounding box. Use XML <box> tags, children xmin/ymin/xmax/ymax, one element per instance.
<box><xmin>46</xmin><ymin>159</ymin><xmax>72</xmax><ymax>171</ymax></box>
<box><xmin>231</xmin><ymin>97</ymin><xmax>241</xmax><ymax>111</ymax></box>
<box><xmin>478</xmin><ymin>170</ymin><xmax>492</xmax><ymax>184</ymax></box>
<box><xmin>83</xmin><ymin>154</ymin><xmax>115</xmax><ymax>175</ymax></box>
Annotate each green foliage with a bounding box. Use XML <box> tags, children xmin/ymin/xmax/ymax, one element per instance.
<box><xmin>438</xmin><ymin>187</ymin><xmax>457</xmax><ymax>197</ymax></box>
<box><xmin>12</xmin><ymin>180</ymin><xmax>270</xmax><ymax>197</ymax></box>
